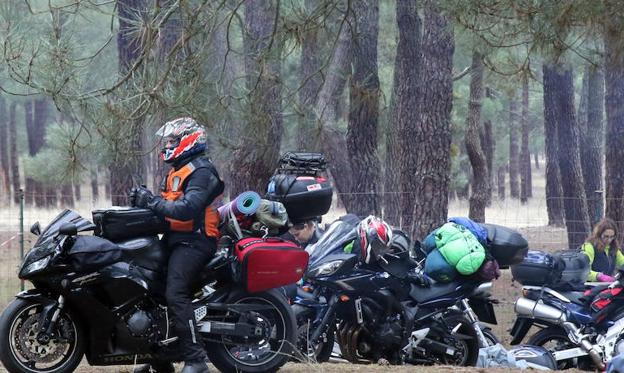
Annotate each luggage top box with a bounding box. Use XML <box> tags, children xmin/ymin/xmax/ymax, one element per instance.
<box><xmin>266</xmin><ymin>174</ymin><xmax>333</xmax><ymax>222</ymax></box>
<box><xmin>510</xmin><ymin>249</ymin><xmax>590</xmax><ymax>291</ymax></box>
<box><xmin>482</xmin><ymin>223</ymin><xmax>529</xmax><ymax>268</ymax></box>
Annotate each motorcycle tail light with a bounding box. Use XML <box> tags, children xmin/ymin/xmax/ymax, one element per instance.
<box><xmin>340</xmin><ymin>295</ymin><xmax>350</xmax><ymax>302</ymax></box>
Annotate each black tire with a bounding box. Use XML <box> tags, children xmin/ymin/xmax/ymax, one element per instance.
<box><xmin>205</xmin><ymin>289</ymin><xmax>296</xmax><ymax>373</ymax></box>
<box><xmin>293</xmin><ymin>304</ymin><xmax>334</xmax><ymax>363</ymax></box>
<box><xmin>0</xmin><ymin>298</ymin><xmax>85</xmax><ymax>373</ymax></box>
<box><xmin>435</xmin><ymin>313</ymin><xmax>480</xmax><ymax>366</ymax></box>
<box><xmin>528</xmin><ymin>326</ymin><xmax>580</xmax><ymax>370</ymax></box>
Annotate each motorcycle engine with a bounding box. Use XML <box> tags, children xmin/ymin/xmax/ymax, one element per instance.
<box><xmin>374</xmin><ymin>315</ymin><xmax>404</xmax><ymax>347</ymax></box>
<box><xmin>126</xmin><ymin>309</ymin><xmax>153</xmax><ymax>337</ymax></box>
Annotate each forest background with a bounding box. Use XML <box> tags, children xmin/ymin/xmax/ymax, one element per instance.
<box><xmin>0</xmin><ymin>0</ymin><xmax>622</xmax><ymax>254</ymax></box>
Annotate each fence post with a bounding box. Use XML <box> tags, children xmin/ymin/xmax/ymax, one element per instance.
<box><xmin>19</xmin><ymin>189</ymin><xmax>24</xmax><ymax>291</ymax></box>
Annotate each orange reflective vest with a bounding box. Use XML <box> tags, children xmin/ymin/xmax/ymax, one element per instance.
<box><xmin>161</xmin><ymin>162</ymin><xmax>221</xmax><ymax>238</ymax></box>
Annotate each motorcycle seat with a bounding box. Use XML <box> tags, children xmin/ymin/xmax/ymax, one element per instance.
<box><xmin>118</xmin><ymin>236</ymin><xmax>169</xmax><ymax>272</ymax></box>
<box><xmin>410</xmin><ymin>281</ymin><xmax>462</xmax><ymax>304</ymax></box>
<box><xmin>560</xmin><ymin>291</ymin><xmax>586</xmax><ymax>305</ymax></box>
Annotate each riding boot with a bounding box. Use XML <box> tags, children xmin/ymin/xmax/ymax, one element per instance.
<box><xmin>181</xmin><ymin>359</ymin><xmax>210</xmax><ymax>373</ymax></box>
<box><xmin>133</xmin><ymin>362</ymin><xmax>175</xmax><ymax>373</ymax></box>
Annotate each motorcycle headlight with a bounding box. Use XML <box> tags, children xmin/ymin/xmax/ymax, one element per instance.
<box><xmin>308</xmin><ymin>260</ymin><xmax>344</xmax><ymax>278</ymax></box>
<box><xmin>20</xmin><ymin>255</ymin><xmax>51</xmax><ymax>276</ymax></box>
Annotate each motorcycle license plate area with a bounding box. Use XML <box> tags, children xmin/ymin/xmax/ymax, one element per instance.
<box><xmin>235</xmin><ymin>237</ymin><xmax>309</xmax><ymax>293</ymax></box>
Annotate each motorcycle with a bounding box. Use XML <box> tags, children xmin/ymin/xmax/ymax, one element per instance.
<box><xmin>292</xmin><ymin>219</ymin><xmax>497</xmax><ymax>366</ymax></box>
<box><xmin>0</xmin><ymin>209</ymin><xmax>302</xmax><ymax>373</ymax></box>
<box><xmin>510</xmin><ymin>274</ymin><xmax>624</xmax><ymax>370</ymax></box>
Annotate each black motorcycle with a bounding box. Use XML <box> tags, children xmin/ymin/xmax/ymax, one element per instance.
<box><xmin>292</xmin><ymin>220</ymin><xmax>498</xmax><ymax>366</ymax></box>
<box><xmin>0</xmin><ymin>209</ymin><xmax>299</xmax><ymax>373</ymax></box>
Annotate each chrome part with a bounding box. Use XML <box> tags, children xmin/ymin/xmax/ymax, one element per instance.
<box><xmin>552</xmin><ymin>347</ymin><xmax>587</xmax><ymax>361</ymax></box>
<box><xmin>355</xmin><ymin>298</ymin><xmax>363</xmax><ymax>325</ymax></box>
<box><xmin>522</xmin><ymin>286</ymin><xmax>571</xmax><ymax>303</ymax></box>
<box><xmin>514</xmin><ymin>297</ymin><xmax>567</xmax><ymax>323</ymax></box>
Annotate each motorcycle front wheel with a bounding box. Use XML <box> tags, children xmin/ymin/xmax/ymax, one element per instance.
<box><xmin>0</xmin><ymin>298</ymin><xmax>85</xmax><ymax>373</ymax></box>
<box><xmin>205</xmin><ymin>289</ymin><xmax>296</xmax><ymax>372</ymax></box>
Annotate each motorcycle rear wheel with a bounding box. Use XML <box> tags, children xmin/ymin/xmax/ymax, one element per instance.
<box><xmin>0</xmin><ymin>298</ymin><xmax>85</xmax><ymax>373</ymax></box>
<box><xmin>528</xmin><ymin>326</ymin><xmax>582</xmax><ymax>370</ymax></box>
<box><xmin>205</xmin><ymin>289</ymin><xmax>296</xmax><ymax>372</ymax></box>
<box><xmin>425</xmin><ymin>313</ymin><xmax>479</xmax><ymax>366</ymax></box>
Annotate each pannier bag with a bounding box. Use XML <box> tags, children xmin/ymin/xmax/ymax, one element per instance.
<box><xmin>93</xmin><ymin>207</ymin><xmax>168</xmax><ymax>241</ymax></box>
<box><xmin>68</xmin><ymin>235</ymin><xmax>122</xmax><ymax>272</ymax></box>
<box><xmin>266</xmin><ymin>152</ymin><xmax>333</xmax><ymax>222</ymax></box>
<box><xmin>511</xmin><ymin>250</ymin><xmax>559</xmax><ymax>286</ymax></box>
<box><xmin>234</xmin><ymin>237</ymin><xmax>309</xmax><ymax>293</ymax></box>
<box><xmin>482</xmin><ymin>223</ymin><xmax>529</xmax><ymax>268</ymax></box>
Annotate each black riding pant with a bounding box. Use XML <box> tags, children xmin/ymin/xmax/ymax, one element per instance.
<box><xmin>165</xmin><ymin>236</ymin><xmax>215</xmax><ymax>362</ymax></box>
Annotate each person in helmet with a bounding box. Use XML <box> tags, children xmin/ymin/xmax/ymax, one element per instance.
<box><xmin>130</xmin><ymin>117</ymin><xmax>224</xmax><ymax>373</ymax></box>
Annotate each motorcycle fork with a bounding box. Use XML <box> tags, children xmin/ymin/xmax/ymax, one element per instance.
<box><xmin>38</xmin><ymin>295</ymin><xmax>65</xmax><ymax>343</ymax></box>
<box><xmin>310</xmin><ymin>294</ymin><xmax>338</xmax><ymax>343</ymax></box>
<box><xmin>460</xmin><ymin>299</ymin><xmax>490</xmax><ymax>348</ymax></box>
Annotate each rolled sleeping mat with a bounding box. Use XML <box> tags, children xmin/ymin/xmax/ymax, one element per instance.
<box><xmin>218</xmin><ymin>191</ymin><xmax>262</xmax><ymax>220</ymax></box>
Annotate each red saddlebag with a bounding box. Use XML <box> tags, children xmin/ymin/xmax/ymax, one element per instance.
<box><xmin>235</xmin><ymin>237</ymin><xmax>309</xmax><ymax>293</ymax></box>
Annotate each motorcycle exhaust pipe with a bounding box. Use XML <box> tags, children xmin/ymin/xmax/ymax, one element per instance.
<box><xmin>514</xmin><ymin>297</ymin><xmax>566</xmax><ymax>323</ymax></box>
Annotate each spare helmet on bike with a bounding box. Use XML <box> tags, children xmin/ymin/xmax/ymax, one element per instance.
<box><xmin>156</xmin><ymin>117</ymin><xmax>207</xmax><ymax>164</ymax></box>
<box><xmin>357</xmin><ymin>215</ymin><xmax>393</xmax><ymax>264</ymax></box>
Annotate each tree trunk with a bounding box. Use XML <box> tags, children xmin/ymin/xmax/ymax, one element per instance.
<box><xmin>73</xmin><ymin>182</ymin><xmax>81</xmax><ymax>202</ymax></box>
<box><xmin>410</xmin><ymin>0</ymin><xmax>454</xmax><ymax>239</ymax></box>
<box><xmin>520</xmin><ymin>74</ymin><xmax>532</xmax><ymax>202</ymax></box>
<box><xmin>481</xmin><ymin>119</ymin><xmax>494</xmax><ymax>205</ymax></box>
<box><xmin>580</xmin><ymin>66</ymin><xmax>605</xmax><ymax>227</ymax></box>
<box><xmin>386</xmin><ymin>0</ymin><xmax>421</xmax><ymax>227</ymax></box>
<box><xmin>604</xmin><ymin>16</ymin><xmax>624</xmax><ymax>230</ymax></box>
<box><xmin>465</xmin><ymin>52</ymin><xmax>489</xmax><ymax>223</ymax></box>
<box><xmin>24</xmin><ymin>99</ymin><xmax>49</xmax><ymax>207</ymax></box>
<box><xmin>543</xmin><ymin>63</ymin><xmax>590</xmax><ymax>249</ymax></box>
<box><xmin>346</xmin><ymin>0</ymin><xmax>381</xmax><ymax>217</ymax></box>
<box><xmin>60</xmin><ymin>184</ymin><xmax>73</xmax><ymax>208</ymax></box>
<box><xmin>33</xmin><ymin>98</ymin><xmax>53</xmax><ymax>207</ymax></box>
<box><xmin>230</xmin><ymin>0</ymin><xmax>283</xmax><ymax>196</ymax></box>
<box><xmin>534</xmin><ymin>152</ymin><xmax>540</xmax><ymax>170</ymax></box>
<box><xmin>297</xmin><ymin>0</ymin><xmax>323</xmax><ymax>150</ymax></box>
<box><xmin>497</xmin><ymin>165</ymin><xmax>506</xmax><ymax>200</ymax></box>
<box><xmin>111</xmin><ymin>0</ymin><xmax>147</xmax><ymax>206</ymax></box>
<box><xmin>509</xmin><ymin>94</ymin><xmax>520</xmax><ymax>199</ymax></box>
<box><xmin>9</xmin><ymin>102</ymin><xmax>20</xmax><ymax>205</ymax></box>
<box><xmin>542</xmin><ymin>65</ymin><xmax>565</xmax><ymax>226</ymax></box>
<box><xmin>91</xmin><ymin>168</ymin><xmax>100</xmax><ymax>203</ymax></box>
<box><xmin>314</xmin><ymin>8</ymin><xmax>354</xmax><ymax>209</ymax></box>
<box><xmin>0</xmin><ymin>97</ymin><xmax>9</xmax><ymax>203</ymax></box>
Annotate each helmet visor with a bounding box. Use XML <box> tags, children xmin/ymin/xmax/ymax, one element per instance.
<box><xmin>155</xmin><ymin>122</ymin><xmax>177</xmax><ymax>139</ymax></box>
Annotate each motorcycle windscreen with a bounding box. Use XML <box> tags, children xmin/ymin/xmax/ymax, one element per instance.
<box><xmin>35</xmin><ymin>209</ymin><xmax>96</xmax><ymax>246</ymax></box>
<box><xmin>306</xmin><ymin>220</ymin><xmax>358</xmax><ymax>269</ymax></box>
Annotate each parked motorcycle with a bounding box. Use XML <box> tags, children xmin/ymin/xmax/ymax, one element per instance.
<box><xmin>509</xmin><ymin>250</ymin><xmax>623</xmax><ymax>370</ymax></box>
<box><xmin>292</xmin><ymin>219</ymin><xmax>501</xmax><ymax>366</ymax></box>
<box><xmin>0</xmin><ymin>209</ymin><xmax>304</xmax><ymax>373</ymax></box>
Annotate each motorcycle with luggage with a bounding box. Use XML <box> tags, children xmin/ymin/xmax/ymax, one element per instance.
<box><xmin>292</xmin><ymin>218</ymin><xmax>527</xmax><ymax>366</ymax></box>
<box><xmin>0</xmin><ymin>207</ymin><xmax>306</xmax><ymax>373</ymax></box>
<box><xmin>509</xmin><ymin>249</ymin><xmax>624</xmax><ymax>370</ymax></box>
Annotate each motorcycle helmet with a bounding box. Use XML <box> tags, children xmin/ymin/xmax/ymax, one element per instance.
<box><xmin>156</xmin><ymin>117</ymin><xmax>207</xmax><ymax>164</ymax></box>
<box><xmin>357</xmin><ymin>215</ymin><xmax>392</xmax><ymax>264</ymax></box>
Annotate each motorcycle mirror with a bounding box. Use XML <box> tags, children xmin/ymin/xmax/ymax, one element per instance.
<box><xmin>59</xmin><ymin>223</ymin><xmax>78</xmax><ymax>236</ymax></box>
<box><xmin>30</xmin><ymin>222</ymin><xmax>41</xmax><ymax>236</ymax></box>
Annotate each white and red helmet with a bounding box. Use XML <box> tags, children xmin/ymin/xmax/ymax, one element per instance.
<box><xmin>156</xmin><ymin>117</ymin><xmax>207</xmax><ymax>163</ymax></box>
<box><xmin>357</xmin><ymin>215</ymin><xmax>393</xmax><ymax>264</ymax></box>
